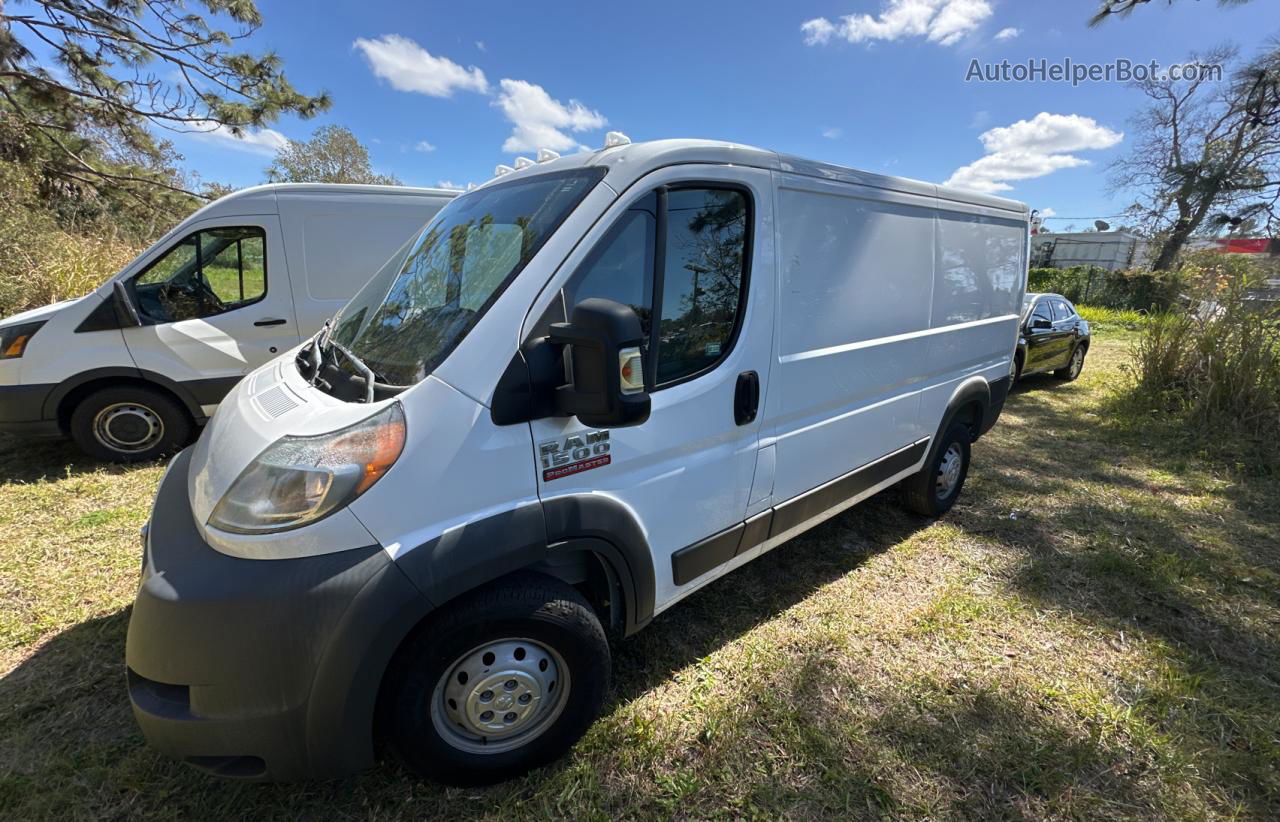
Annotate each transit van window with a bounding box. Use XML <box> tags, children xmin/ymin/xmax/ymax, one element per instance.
<box><xmin>565</xmin><ymin>192</ymin><xmax>657</xmax><ymax>337</ymax></box>
<box><xmin>563</xmin><ymin>186</ymin><xmax>749</xmax><ymax>389</ymax></box>
<box><xmin>132</xmin><ymin>227</ymin><xmax>266</xmax><ymax>323</ymax></box>
<box><xmin>656</xmin><ymin>188</ymin><xmax>748</xmax><ymax>384</ymax></box>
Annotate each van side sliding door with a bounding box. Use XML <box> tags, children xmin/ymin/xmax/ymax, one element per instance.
<box><xmin>763</xmin><ymin>174</ymin><xmax>937</xmax><ymax>542</ymax></box>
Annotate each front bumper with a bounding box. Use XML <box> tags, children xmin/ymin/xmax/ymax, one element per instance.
<box><xmin>0</xmin><ymin>383</ymin><xmax>59</xmax><ymax>435</ymax></box>
<box><xmin>126</xmin><ymin>448</ymin><xmax>434</xmax><ymax>780</ymax></box>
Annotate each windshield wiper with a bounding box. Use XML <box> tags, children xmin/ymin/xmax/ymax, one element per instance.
<box><xmin>327</xmin><ymin>339</ymin><xmax>380</xmax><ymax>403</ymax></box>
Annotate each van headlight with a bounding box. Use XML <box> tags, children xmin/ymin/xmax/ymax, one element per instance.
<box><xmin>208</xmin><ymin>403</ymin><xmax>405</xmax><ymax>534</ymax></box>
<box><xmin>0</xmin><ymin>320</ymin><xmax>45</xmax><ymax>359</ymax></box>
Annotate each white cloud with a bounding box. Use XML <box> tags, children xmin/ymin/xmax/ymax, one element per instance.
<box><xmin>978</xmin><ymin>112</ymin><xmax>1124</xmax><ymax>155</ymax></box>
<box><xmin>186</xmin><ymin>121</ymin><xmax>289</xmax><ymax>156</ymax></box>
<box><xmin>353</xmin><ymin>34</ymin><xmax>488</xmax><ymax>97</ymax></box>
<box><xmin>475</xmin><ymin>40</ymin><xmax>486</xmax><ymax>52</ymax></box>
<box><xmin>994</xmin><ymin>26</ymin><xmax>1021</xmax><ymax>41</ymax></box>
<box><xmin>802</xmin><ymin>0</ymin><xmax>993</xmax><ymax>47</ymax></box>
<box><xmin>1039</xmin><ymin>207</ymin><xmax>1056</xmax><ymax>218</ymax></box>
<box><xmin>493</xmin><ymin>79</ymin><xmax>607</xmax><ymax>153</ymax></box>
<box><xmin>414</xmin><ymin>140</ymin><xmax>436</xmax><ymax>153</ymax></box>
<box><xmin>944</xmin><ymin>112</ymin><xmax>1123</xmax><ymax>193</ymax></box>
<box><xmin>436</xmin><ymin>180</ymin><xmax>465</xmax><ymax>191</ymax></box>
<box><xmin>822</xmin><ymin>127</ymin><xmax>843</xmax><ymax>139</ymax></box>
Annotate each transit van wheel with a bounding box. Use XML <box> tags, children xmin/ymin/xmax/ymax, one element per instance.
<box><xmin>69</xmin><ymin>386</ymin><xmax>192</xmax><ymax>462</ymax></box>
<box><xmin>1055</xmin><ymin>345</ymin><xmax>1086</xmax><ymax>381</ymax></box>
<box><xmin>381</xmin><ymin>572</ymin><xmax>610</xmax><ymax>785</ymax></box>
<box><xmin>901</xmin><ymin>421</ymin><xmax>971</xmax><ymax>518</ymax></box>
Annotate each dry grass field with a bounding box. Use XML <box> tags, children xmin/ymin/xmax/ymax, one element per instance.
<box><xmin>2</xmin><ymin>328</ymin><xmax>1277</xmax><ymax>819</ymax></box>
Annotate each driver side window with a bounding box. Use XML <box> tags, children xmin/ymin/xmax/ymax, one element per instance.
<box><xmin>133</xmin><ymin>226</ymin><xmax>266</xmax><ymax>323</ymax></box>
<box><xmin>1030</xmin><ymin>301</ymin><xmax>1053</xmax><ymax>325</ymax></box>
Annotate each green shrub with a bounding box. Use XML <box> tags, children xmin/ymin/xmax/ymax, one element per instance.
<box><xmin>1126</xmin><ymin>255</ymin><xmax>1280</xmax><ymax>442</ymax></box>
<box><xmin>1028</xmin><ymin>266</ymin><xmax>1184</xmax><ymax>312</ymax></box>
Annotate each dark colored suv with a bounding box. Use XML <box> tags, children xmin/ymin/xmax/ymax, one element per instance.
<box><xmin>1013</xmin><ymin>293</ymin><xmax>1090</xmax><ymax>384</ymax></box>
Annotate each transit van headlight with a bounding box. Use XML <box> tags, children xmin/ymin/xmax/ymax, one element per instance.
<box><xmin>208</xmin><ymin>403</ymin><xmax>405</xmax><ymax>534</ymax></box>
<box><xmin>0</xmin><ymin>320</ymin><xmax>46</xmax><ymax>359</ymax></box>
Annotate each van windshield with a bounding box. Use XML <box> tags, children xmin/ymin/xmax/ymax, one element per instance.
<box><xmin>325</xmin><ymin>168</ymin><xmax>604</xmax><ymax>388</ymax></box>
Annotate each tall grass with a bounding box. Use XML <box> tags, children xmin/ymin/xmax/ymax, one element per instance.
<box><xmin>0</xmin><ymin>229</ymin><xmax>140</xmax><ymax>318</ymax></box>
<box><xmin>0</xmin><ymin>160</ymin><xmax>143</xmax><ymax>320</ymax></box>
<box><xmin>1126</xmin><ymin>253</ymin><xmax>1280</xmax><ymax>444</ymax></box>
<box><xmin>1077</xmin><ymin>304</ymin><xmax>1153</xmax><ymax>331</ymax></box>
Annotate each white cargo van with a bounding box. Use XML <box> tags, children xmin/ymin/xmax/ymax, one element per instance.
<box><xmin>0</xmin><ymin>184</ymin><xmax>455</xmax><ymax>459</ymax></box>
<box><xmin>126</xmin><ymin>138</ymin><xmax>1027</xmax><ymax>784</ymax></box>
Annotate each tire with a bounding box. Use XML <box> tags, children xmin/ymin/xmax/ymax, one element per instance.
<box><xmin>1010</xmin><ymin>351</ymin><xmax>1024</xmax><ymax>386</ymax></box>
<box><xmin>69</xmin><ymin>385</ymin><xmax>192</xmax><ymax>462</ymax></box>
<box><xmin>381</xmin><ymin>572</ymin><xmax>610</xmax><ymax>786</ymax></box>
<box><xmin>1055</xmin><ymin>344</ymin><xmax>1086</xmax><ymax>381</ymax></box>
<box><xmin>901</xmin><ymin>421</ymin><xmax>972</xmax><ymax>518</ymax></box>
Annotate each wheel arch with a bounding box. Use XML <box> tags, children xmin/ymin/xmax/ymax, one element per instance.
<box><xmin>391</xmin><ymin>495</ymin><xmax>656</xmax><ymax>640</ymax></box>
<box><xmin>938</xmin><ymin>377</ymin><xmax>990</xmax><ymax>445</ymax></box>
<box><xmin>46</xmin><ymin>367</ymin><xmax>204</xmax><ymax>432</ymax></box>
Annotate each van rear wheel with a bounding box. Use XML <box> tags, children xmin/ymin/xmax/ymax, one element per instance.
<box><xmin>901</xmin><ymin>421</ymin><xmax>971</xmax><ymax>518</ymax></box>
<box><xmin>69</xmin><ymin>386</ymin><xmax>191</xmax><ymax>462</ymax></box>
<box><xmin>381</xmin><ymin>573</ymin><xmax>609</xmax><ymax>785</ymax></box>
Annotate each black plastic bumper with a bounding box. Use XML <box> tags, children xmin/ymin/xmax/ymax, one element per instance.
<box><xmin>0</xmin><ymin>383</ymin><xmax>59</xmax><ymax>435</ymax></box>
<box><xmin>126</xmin><ymin>448</ymin><xmax>435</xmax><ymax>780</ymax></box>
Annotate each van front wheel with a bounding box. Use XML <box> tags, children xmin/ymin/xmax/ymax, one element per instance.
<box><xmin>69</xmin><ymin>386</ymin><xmax>192</xmax><ymax>462</ymax></box>
<box><xmin>901</xmin><ymin>421</ymin><xmax>971</xmax><ymax>518</ymax></box>
<box><xmin>382</xmin><ymin>573</ymin><xmax>609</xmax><ymax>785</ymax></box>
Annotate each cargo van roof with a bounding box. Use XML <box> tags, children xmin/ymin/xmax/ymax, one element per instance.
<box><xmin>479</xmin><ymin>138</ymin><xmax>1028</xmax><ymax>216</ymax></box>
<box><xmin>184</xmin><ymin>182</ymin><xmax>459</xmax><ymax>222</ymax></box>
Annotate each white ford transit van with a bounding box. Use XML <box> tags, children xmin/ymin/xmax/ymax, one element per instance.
<box><xmin>126</xmin><ymin>138</ymin><xmax>1027</xmax><ymax>784</ymax></box>
<box><xmin>0</xmin><ymin>184</ymin><xmax>455</xmax><ymax>460</ymax></box>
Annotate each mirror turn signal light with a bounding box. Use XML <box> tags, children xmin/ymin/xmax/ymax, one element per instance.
<box><xmin>619</xmin><ymin>347</ymin><xmax>644</xmax><ymax>394</ymax></box>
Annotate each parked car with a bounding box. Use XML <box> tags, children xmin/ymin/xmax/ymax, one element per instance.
<box><xmin>1013</xmin><ymin>292</ymin><xmax>1090</xmax><ymax>384</ymax></box>
<box><xmin>126</xmin><ymin>137</ymin><xmax>1028</xmax><ymax>785</ymax></box>
<box><xmin>0</xmin><ymin>184</ymin><xmax>456</xmax><ymax>460</ymax></box>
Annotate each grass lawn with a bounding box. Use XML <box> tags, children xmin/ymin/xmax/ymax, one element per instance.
<box><xmin>2</xmin><ymin>329</ymin><xmax>1278</xmax><ymax>819</ymax></box>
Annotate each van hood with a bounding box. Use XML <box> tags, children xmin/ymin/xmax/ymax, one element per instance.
<box><xmin>0</xmin><ymin>295</ymin><xmax>83</xmax><ymax>327</ymax></box>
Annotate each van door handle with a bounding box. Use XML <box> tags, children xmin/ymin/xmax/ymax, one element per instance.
<box><xmin>254</xmin><ymin>317</ymin><xmax>287</xmax><ymax>327</ymax></box>
<box><xmin>734</xmin><ymin>371</ymin><xmax>759</xmax><ymax>426</ymax></box>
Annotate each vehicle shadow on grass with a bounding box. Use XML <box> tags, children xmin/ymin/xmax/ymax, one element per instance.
<box><xmin>0</xmin><ymin>432</ymin><xmax>163</xmax><ymax>484</ymax></box>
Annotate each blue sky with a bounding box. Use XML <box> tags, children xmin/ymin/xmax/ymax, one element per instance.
<box><xmin>164</xmin><ymin>0</ymin><xmax>1280</xmax><ymax>229</ymax></box>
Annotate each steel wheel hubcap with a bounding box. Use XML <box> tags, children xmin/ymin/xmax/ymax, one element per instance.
<box><xmin>936</xmin><ymin>443</ymin><xmax>963</xmax><ymax>500</ymax></box>
<box><xmin>1071</xmin><ymin>349</ymin><xmax>1083</xmax><ymax>376</ymax></box>
<box><xmin>93</xmin><ymin>403</ymin><xmax>163</xmax><ymax>453</ymax></box>
<box><xmin>431</xmin><ymin>638</ymin><xmax>569</xmax><ymax>755</ymax></box>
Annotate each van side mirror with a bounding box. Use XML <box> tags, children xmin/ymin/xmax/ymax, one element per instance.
<box><xmin>112</xmin><ymin>280</ymin><xmax>143</xmax><ymax>328</ymax></box>
<box><xmin>548</xmin><ymin>297</ymin><xmax>650</xmax><ymax>428</ymax></box>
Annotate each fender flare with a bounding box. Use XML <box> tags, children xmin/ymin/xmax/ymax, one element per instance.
<box><xmin>392</xmin><ymin>494</ymin><xmax>657</xmax><ymax>637</ymax></box>
<box><xmin>926</xmin><ymin>378</ymin><xmax>991</xmax><ymax>466</ymax></box>
<box><xmin>542</xmin><ymin>494</ymin><xmax>657</xmax><ymax>636</ymax></box>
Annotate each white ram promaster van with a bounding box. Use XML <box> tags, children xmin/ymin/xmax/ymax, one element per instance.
<box><xmin>126</xmin><ymin>138</ymin><xmax>1027</xmax><ymax>784</ymax></box>
<box><xmin>0</xmin><ymin>184</ymin><xmax>455</xmax><ymax>460</ymax></box>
